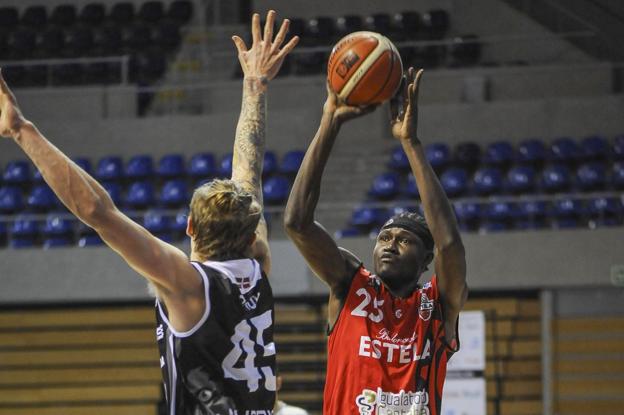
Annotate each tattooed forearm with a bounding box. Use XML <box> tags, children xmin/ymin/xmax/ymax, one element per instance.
<box><xmin>232</xmin><ymin>77</ymin><xmax>267</xmax><ymax>204</ymax></box>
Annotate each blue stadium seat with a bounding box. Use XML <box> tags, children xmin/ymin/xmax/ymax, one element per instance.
<box><xmin>613</xmin><ymin>162</ymin><xmax>624</xmax><ymax>190</ymax></box>
<box><xmin>96</xmin><ymin>156</ymin><xmax>124</xmax><ymax>182</ymax></box>
<box><xmin>0</xmin><ymin>220</ymin><xmax>6</xmax><ymax>247</ymax></box>
<box><xmin>0</xmin><ymin>186</ymin><xmax>23</xmax><ymax>213</ymax></box>
<box><xmin>484</xmin><ymin>141</ymin><xmax>515</xmax><ymax>169</ymax></box>
<box><xmin>11</xmin><ymin>215</ymin><xmax>39</xmax><ymax>247</ymax></box>
<box><xmin>485</xmin><ymin>201</ymin><xmax>516</xmax><ymax>222</ymax></box>
<box><xmin>3</xmin><ymin>160</ymin><xmax>31</xmax><ymax>185</ymax></box>
<box><xmin>263</xmin><ymin>151</ymin><xmax>278</xmax><ymax>177</ymax></box>
<box><xmin>473</xmin><ymin>167</ymin><xmax>503</xmax><ymax>196</ymax></box>
<box><xmin>43</xmin><ymin>214</ymin><xmax>74</xmax><ymax>236</ymax></box>
<box><xmin>125</xmin><ymin>181</ymin><xmax>155</xmax><ymax>208</ymax></box>
<box><xmin>78</xmin><ymin>234</ymin><xmax>104</xmax><ymax>247</ymax></box>
<box><xmin>587</xmin><ymin>197</ymin><xmax>623</xmax><ymax>227</ymax></box>
<box><xmin>454</xmin><ymin>142</ymin><xmax>481</xmax><ymax>172</ymax></box>
<box><xmin>73</xmin><ymin>157</ymin><xmax>93</xmax><ymax>174</ymax></box>
<box><xmin>614</xmin><ymin>135</ymin><xmax>624</xmax><ymax>161</ymax></box>
<box><xmin>388</xmin><ymin>145</ymin><xmax>410</xmax><ymax>172</ymax></box>
<box><xmin>102</xmin><ymin>182</ymin><xmax>123</xmax><ymax>206</ymax></box>
<box><xmin>553</xmin><ymin>198</ymin><xmax>584</xmax><ymax>229</ymax></box>
<box><xmin>44</xmin><ymin>236</ymin><xmax>74</xmax><ymax>248</ymax></box>
<box><xmin>403</xmin><ymin>174</ymin><xmax>420</xmax><ymax>199</ymax></box>
<box><xmin>369</xmin><ymin>172</ymin><xmax>401</xmax><ymax>200</ymax></box>
<box><xmin>10</xmin><ymin>237</ymin><xmax>37</xmax><ymax>249</ymax></box>
<box><xmin>516</xmin><ymin>200</ymin><xmax>549</xmax><ymax>230</ymax></box>
<box><xmin>576</xmin><ymin>162</ymin><xmax>607</xmax><ymax>192</ymax></box>
<box><xmin>541</xmin><ymin>165</ymin><xmax>572</xmax><ymax>193</ymax></box>
<box><xmin>350</xmin><ymin>207</ymin><xmax>385</xmax><ymax>231</ymax></box>
<box><xmin>334</xmin><ymin>228</ymin><xmax>363</xmax><ymax>238</ymax></box>
<box><xmin>453</xmin><ymin>201</ymin><xmax>481</xmax><ymax>232</ymax></box>
<box><xmin>279</xmin><ymin>150</ymin><xmax>305</xmax><ymax>176</ymax></box>
<box><xmin>550</xmin><ymin>137</ymin><xmax>581</xmax><ymax>165</ymax></box>
<box><xmin>171</xmin><ymin>208</ymin><xmax>189</xmax><ymax>234</ymax></box>
<box><xmin>160</xmin><ymin>179</ymin><xmax>189</xmax><ymax>207</ymax></box>
<box><xmin>263</xmin><ymin>176</ymin><xmax>290</xmax><ymax>205</ymax></box>
<box><xmin>216</xmin><ymin>153</ymin><xmax>232</xmax><ymax>178</ymax></box>
<box><xmin>387</xmin><ymin>204</ymin><xmax>421</xmax><ymax>219</ymax></box>
<box><xmin>144</xmin><ymin>209</ymin><xmax>170</xmax><ymax>234</ymax></box>
<box><xmin>27</xmin><ymin>184</ymin><xmax>57</xmax><ymax>212</ymax></box>
<box><xmin>506</xmin><ymin>165</ymin><xmax>536</xmax><ymax>194</ymax></box>
<box><xmin>189</xmin><ymin>153</ymin><xmax>216</xmax><ymax>179</ymax></box>
<box><xmin>125</xmin><ymin>155</ymin><xmax>154</xmax><ymax>180</ymax></box>
<box><xmin>517</xmin><ymin>139</ymin><xmax>547</xmax><ymax>166</ymax></box>
<box><xmin>440</xmin><ymin>167</ymin><xmax>468</xmax><ymax>197</ymax></box>
<box><xmin>157</xmin><ymin>154</ymin><xmax>186</xmax><ymax>178</ymax></box>
<box><xmin>425</xmin><ymin>143</ymin><xmax>451</xmax><ymax>172</ymax></box>
<box><xmin>581</xmin><ymin>135</ymin><xmax>610</xmax><ymax>161</ymax></box>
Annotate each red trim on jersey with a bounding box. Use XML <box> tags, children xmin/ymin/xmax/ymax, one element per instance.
<box><xmin>323</xmin><ymin>267</ymin><xmax>458</xmax><ymax>415</ymax></box>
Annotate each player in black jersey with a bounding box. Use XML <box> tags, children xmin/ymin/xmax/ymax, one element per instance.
<box><xmin>0</xmin><ymin>10</ymin><xmax>298</xmax><ymax>415</ymax></box>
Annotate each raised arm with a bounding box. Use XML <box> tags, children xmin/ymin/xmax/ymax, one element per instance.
<box><xmin>0</xmin><ymin>70</ymin><xmax>202</xmax><ymax>330</ymax></box>
<box><xmin>231</xmin><ymin>10</ymin><xmax>298</xmax><ymax>275</ymax></box>
<box><xmin>284</xmin><ymin>85</ymin><xmax>375</xmax><ymax>292</ymax></box>
<box><xmin>390</xmin><ymin>68</ymin><xmax>468</xmax><ymax>338</ymax></box>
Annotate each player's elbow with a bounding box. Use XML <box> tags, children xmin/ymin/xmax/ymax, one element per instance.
<box><xmin>78</xmin><ymin>195</ymin><xmax>115</xmax><ymax>229</ymax></box>
<box><xmin>283</xmin><ymin>209</ymin><xmax>309</xmax><ymax>235</ymax></box>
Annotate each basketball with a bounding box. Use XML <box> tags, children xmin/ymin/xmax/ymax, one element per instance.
<box><xmin>327</xmin><ymin>31</ymin><xmax>403</xmax><ymax>106</ymax></box>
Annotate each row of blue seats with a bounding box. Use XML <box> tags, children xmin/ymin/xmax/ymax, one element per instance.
<box><xmin>0</xmin><ymin>151</ymin><xmax>305</xmax><ymax>186</ymax></box>
<box><xmin>370</xmin><ymin>162</ymin><xmax>624</xmax><ymax>200</ymax></box>
<box><xmin>0</xmin><ymin>173</ymin><xmax>293</xmax><ymax>214</ymax></box>
<box><xmin>339</xmin><ymin>196</ymin><xmax>624</xmax><ymax>237</ymax></box>
<box><xmin>390</xmin><ymin>136</ymin><xmax>624</xmax><ymax>174</ymax></box>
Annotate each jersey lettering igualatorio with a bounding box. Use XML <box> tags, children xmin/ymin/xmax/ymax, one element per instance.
<box><xmin>156</xmin><ymin>259</ymin><xmax>276</xmax><ymax>415</ymax></box>
<box><xmin>324</xmin><ymin>266</ymin><xmax>458</xmax><ymax>415</ymax></box>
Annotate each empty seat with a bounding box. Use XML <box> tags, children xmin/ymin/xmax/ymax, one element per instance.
<box><xmin>541</xmin><ymin>165</ymin><xmax>572</xmax><ymax>193</ymax></box>
<box><xmin>581</xmin><ymin>135</ymin><xmax>610</xmax><ymax>161</ymax></box>
<box><xmin>125</xmin><ymin>155</ymin><xmax>154</xmax><ymax>179</ymax></box>
<box><xmin>218</xmin><ymin>153</ymin><xmax>233</xmax><ymax>178</ymax></box>
<box><xmin>518</xmin><ymin>138</ymin><xmax>547</xmax><ymax>166</ymax></box>
<box><xmin>7</xmin><ymin>28</ymin><xmax>36</xmax><ymax>60</ymax></box>
<box><xmin>0</xmin><ymin>7</ymin><xmax>19</xmax><ymax>29</ymax></box>
<box><xmin>102</xmin><ymin>182</ymin><xmax>123</xmax><ymax>205</ymax></box>
<box><xmin>144</xmin><ymin>209</ymin><xmax>170</xmax><ymax>234</ymax></box>
<box><xmin>364</xmin><ymin>13</ymin><xmax>392</xmax><ymax>35</ymax></box>
<box><xmin>11</xmin><ymin>215</ymin><xmax>39</xmax><ymax>248</ymax></box>
<box><xmin>96</xmin><ymin>156</ymin><xmax>124</xmax><ymax>181</ymax></box>
<box><xmin>3</xmin><ymin>160</ymin><xmax>31</xmax><ymax>185</ymax></box>
<box><xmin>403</xmin><ymin>173</ymin><xmax>420</xmax><ymax>199</ymax></box>
<box><xmin>279</xmin><ymin>150</ymin><xmax>305</xmax><ymax>176</ymax></box>
<box><xmin>369</xmin><ymin>172</ymin><xmax>401</xmax><ymax>200</ymax></box>
<box><xmin>263</xmin><ymin>151</ymin><xmax>278</xmax><ymax>177</ymax></box>
<box><xmin>613</xmin><ymin>134</ymin><xmax>624</xmax><ymax>160</ymax></box>
<box><xmin>36</xmin><ymin>27</ymin><xmax>66</xmax><ymax>58</ymax></box>
<box><xmin>132</xmin><ymin>50</ymin><xmax>167</xmax><ymax>83</ymax></box>
<box><xmin>350</xmin><ymin>206</ymin><xmax>385</xmax><ymax>230</ymax></box>
<box><xmin>125</xmin><ymin>181</ymin><xmax>155</xmax><ymax>208</ymax></box>
<box><xmin>550</xmin><ymin>137</ymin><xmax>581</xmax><ymax>165</ymax></box>
<box><xmin>50</xmin><ymin>4</ymin><xmax>77</xmax><ymax>27</ymax></box>
<box><xmin>421</xmin><ymin>9</ymin><xmax>449</xmax><ymax>39</ymax></box>
<box><xmin>263</xmin><ymin>176</ymin><xmax>290</xmax><ymax>205</ymax></box>
<box><xmin>392</xmin><ymin>11</ymin><xmax>421</xmax><ymax>41</ymax></box>
<box><xmin>425</xmin><ymin>143</ymin><xmax>451</xmax><ymax>172</ymax></box>
<box><xmin>157</xmin><ymin>154</ymin><xmax>186</xmax><ymax>178</ymax></box>
<box><xmin>170</xmin><ymin>208</ymin><xmax>189</xmax><ymax>234</ymax></box>
<box><xmin>43</xmin><ymin>214</ymin><xmax>74</xmax><ymax>236</ymax></box>
<box><xmin>484</xmin><ymin>141</ymin><xmax>515</xmax><ymax>169</ymax></box>
<box><xmin>138</xmin><ymin>1</ymin><xmax>164</xmax><ymax>23</ymax></box>
<box><xmin>453</xmin><ymin>201</ymin><xmax>481</xmax><ymax>232</ymax></box>
<box><xmin>152</xmin><ymin>20</ymin><xmax>181</xmax><ymax>52</ymax></box>
<box><xmin>79</xmin><ymin>3</ymin><xmax>106</xmax><ymax>26</ymax></box>
<box><xmin>473</xmin><ymin>167</ymin><xmax>503</xmax><ymax>196</ymax></box>
<box><xmin>27</xmin><ymin>185</ymin><xmax>57</xmax><ymax>212</ymax></box>
<box><xmin>454</xmin><ymin>142</ymin><xmax>481</xmax><ymax>172</ymax></box>
<box><xmin>0</xmin><ymin>186</ymin><xmax>23</xmax><ymax>213</ymax></box>
<box><xmin>483</xmin><ymin>201</ymin><xmax>516</xmax><ymax>231</ymax></box>
<box><xmin>0</xmin><ymin>220</ymin><xmax>6</xmax><ymax>247</ymax></box>
<box><xmin>587</xmin><ymin>197</ymin><xmax>623</xmax><ymax>224</ymax></box>
<box><xmin>516</xmin><ymin>200</ymin><xmax>549</xmax><ymax>230</ymax></box>
<box><xmin>110</xmin><ymin>2</ymin><xmax>135</xmax><ymax>26</ymax></box>
<box><xmin>160</xmin><ymin>179</ymin><xmax>189</xmax><ymax>207</ymax></box>
<box><xmin>44</xmin><ymin>236</ymin><xmax>74</xmax><ymax>248</ymax></box>
<box><xmin>335</xmin><ymin>15</ymin><xmax>363</xmax><ymax>39</ymax></box>
<box><xmin>78</xmin><ymin>234</ymin><xmax>104</xmax><ymax>247</ymax></box>
<box><xmin>613</xmin><ymin>162</ymin><xmax>624</xmax><ymax>190</ymax></box>
<box><xmin>123</xmin><ymin>23</ymin><xmax>152</xmax><ymax>52</ymax></box>
<box><xmin>74</xmin><ymin>157</ymin><xmax>93</xmax><ymax>174</ymax></box>
<box><xmin>92</xmin><ymin>25</ymin><xmax>122</xmax><ymax>55</ymax></box>
<box><xmin>440</xmin><ymin>167</ymin><xmax>468</xmax><ymax>197</ymax></box>
<box><xmin>189</xmin><ymin>153</ymin><xmax>216</xmax><ymax>179</ymax></box>
<box><xmin>449</xmin><ymin>35</ymin><xmax>481</xmax><ymax>67</ymax></box>
<box><xmin>506</xmin><ymin>165</ymin><xmax>536</xmax><ymax>194</ymax></box>
<box><xmin>553</xmin><ymin>198</ymin><xmax>584</xmax><ymax>229</ymax></box>
<box><xmin>388</xmin><ymin>145</ymin><xmax>410</xmax><ymax>172</ymax></box>
<box><xmin>21</xmin><ymin>6</ymin><xmax>47</xmax><ymax>28</ymax></box>
<box><xmin>576</xmin><ymin>162</ymin><xmax>607</xmax><ymax>191</ymax></box>
<box><xmin>305</xmin><ymin>17</ymin><xmax>335</xmax><ymax>45</ymax></box>
<box><xmin>167</xmin><ymin>0</ymin><xmax>193</xmax><ymax>25</ymax></box>
<box><xmin>64</xmin><ymin>26</ymin><xmax>94</xmax><ymax>57</ymax></box>
<box><xmin>388</xmin><ymin>204</ymin><xmax>421</xmax><ymax>218</ymax></box>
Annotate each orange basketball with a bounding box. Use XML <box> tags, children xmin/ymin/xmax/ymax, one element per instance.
<box><xmin>327</xmin><ymin>31</ymin><xmax>403</xmax><ymax>106</ymax></box>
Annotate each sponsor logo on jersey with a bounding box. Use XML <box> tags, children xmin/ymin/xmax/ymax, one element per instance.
<box><xmin>359</xmin><ymin>335</ymin><xmax>431</xmax><ymax>364</ymax></box>
<box><xmin>355</xmin><ymin>388</ymin><xmax>430</xmax><ymax>415</ymax></box>
<box><xmin>418</xmin><ymin>292</ymin><xmax>434</xmax><ymax>321</ymax></box>
<box><xmin>227</xmin><ymin>410</ymin><xmax>273</xmax><ymax>415</ymax></box>
<box><xmin>239</xmin><ymin>291</ymin><xmax>261</xmax><ymax>311</ymax></box>
<box><xmin>156</xmin><ymin>324</ymin><xmax>165</xmax><ymax>341</ymax></box>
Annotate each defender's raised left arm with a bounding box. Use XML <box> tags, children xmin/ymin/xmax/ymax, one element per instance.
<box><xmin>390</xmin><ymin>68</ymin><xmax>468</xmax><ymax>340</ymax></box>
<box><xmin>231</xmin><ymin>10</ymin><xmax>298</xmax><ymax>274</ymax></box>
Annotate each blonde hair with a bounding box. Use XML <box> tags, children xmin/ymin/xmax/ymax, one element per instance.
<box><xmin>189</xmin><ymin>179</ymin><xmax>262</xmax><ymax>261</ymax></box>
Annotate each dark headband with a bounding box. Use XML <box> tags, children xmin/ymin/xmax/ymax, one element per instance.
<box><xmin>381</xmin><ymin>216</ymin><xmax>434</xmax><ymax>251</ymax></box>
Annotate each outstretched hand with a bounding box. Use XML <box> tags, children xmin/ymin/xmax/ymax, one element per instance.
<box><xmin>390</xmin><ymin>67</ymin><xmax>423</xmax><ymax>142</ymax></box>
<box><xmin>0</xmin><ymin>69</ymin><xmax>27</xmax><ymax>140</ymax></box>
<box><xmin>232</xmin><ymin>10</ymin><xmax>299</xmax><ymax>83</ymax></box>
<box><xmin>323</xmin><ymin>83</ymin><xmax>377</xmax><ymax>125</ymax></box>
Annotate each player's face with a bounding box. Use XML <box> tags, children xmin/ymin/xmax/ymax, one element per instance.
<box><xmin>373</xmin><ymin>227</ymin><xmax>430</xmax><ymax>285</ymax></box>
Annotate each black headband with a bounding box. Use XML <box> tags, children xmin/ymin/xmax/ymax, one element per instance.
<box><xmin>381</xmin><ymin>216</ymin><xmax>434</xmax><ymax>251</ymax></box>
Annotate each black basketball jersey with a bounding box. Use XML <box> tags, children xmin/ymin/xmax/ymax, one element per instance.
<box><xmin>155</xmin><ymin>258</ymin><xmax>276</xmax><ymax>415</ymax></box>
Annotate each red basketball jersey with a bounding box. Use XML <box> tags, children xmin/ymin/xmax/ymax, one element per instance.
<box><xmin>323</xmin><ymin>266</ymin><xmax>458</xmax><ymax>415</ymax></box>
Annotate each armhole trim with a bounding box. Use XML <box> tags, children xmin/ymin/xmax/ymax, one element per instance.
<box><xmin>156</xmin><ymin>262</ymin><xmax>211</xmax><ymax>338</ymax></box>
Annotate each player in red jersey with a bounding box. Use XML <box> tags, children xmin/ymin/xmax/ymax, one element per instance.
<box><xmin>284</xmin><ymin>67</ymin><xmax>468</xmax><ymax>415</ymax></box>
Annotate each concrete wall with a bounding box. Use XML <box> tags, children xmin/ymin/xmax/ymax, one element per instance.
<box><xmin>1</xmin><ymin>227</ymin><xmax>622</xmax><ymax>304</ymax></box>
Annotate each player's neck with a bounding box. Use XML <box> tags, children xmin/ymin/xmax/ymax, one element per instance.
<box><xmin>379</xmin><ymin>275</ymin><xmax>420</xmax><ymax>298</ymax></box>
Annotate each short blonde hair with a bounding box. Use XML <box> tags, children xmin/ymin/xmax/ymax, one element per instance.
<box><xmin>189</xmin><ymin>179</ymin><xmax>262</xmax><ymax>261</ymax></box>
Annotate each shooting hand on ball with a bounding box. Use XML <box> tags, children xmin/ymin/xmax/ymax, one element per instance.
<box><xmin>232</xmin><ymin>10</ymin><xmax>299</xmax><ymax>85</ymax></box>
<box><xmin>324</xmin><ymin>82</ymin><xmax>377</xmax><ymax>125</ymax></box>
<box><xmin>390</xmin><ymin>67</ymin><xmax>423</xmax><ymax>143</ymax></box>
